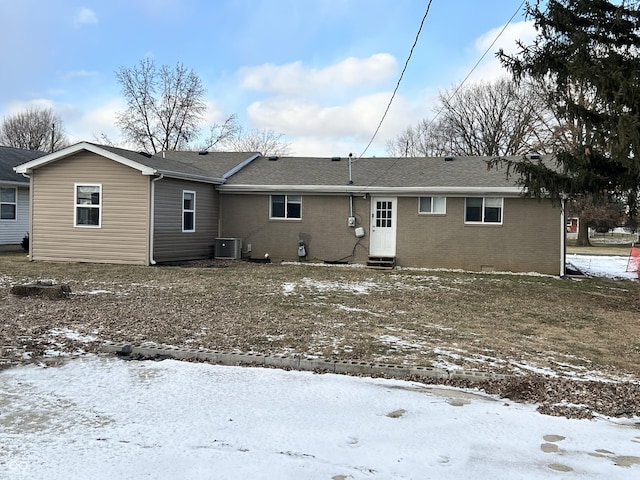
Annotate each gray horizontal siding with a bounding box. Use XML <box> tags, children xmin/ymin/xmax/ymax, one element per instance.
<box><xmin>153</xmin><ymin>178</ymin><xmax>218</xmax><ymax>262</ymax></box>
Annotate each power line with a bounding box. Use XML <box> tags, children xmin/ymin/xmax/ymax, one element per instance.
<box><xmin>354</xmin><ymin>0</ymin><xmax>527</xmax><ymax>193</ymax></box>
<box><xmin>426</xmin><ymin>0</ymin><xmax>527</xmax><ymax>130</ymax></box>
<box><xmin>358</xmin><ymin>0</ymin><xmax>434</xmax><ymax>158</ymax></box>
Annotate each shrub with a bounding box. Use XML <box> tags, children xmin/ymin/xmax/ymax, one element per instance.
<box><xmin>21</xmin><ymin>233</ymin><xmax>29</xmax><ymax>252</ymax></box>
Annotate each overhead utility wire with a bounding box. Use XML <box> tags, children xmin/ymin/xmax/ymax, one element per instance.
<box><xmin>425</xmin><ymin>0</ymin><xmax>526</xmax><ymax>131</ymax></box>
<box><xmin>354</xmin><ymin>0</ymin><xmax>526</xmax><ymax>194</ymax></box>
<box><xmin>358</xmin><ymin>0</ymin><xmax>434</xmax><ymax>158</ymax></box>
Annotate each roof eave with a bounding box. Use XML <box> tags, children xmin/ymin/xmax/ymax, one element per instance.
<box><xmin>218</xmin><ymin>185</ymin><xmax>525</xmax><ymax>196</ymax></box>
<box><xmin>0</xmin><ymin>180</ymin><xmax>30</xmax><ymax>186</ymax></box>
<box><xmin>13</xmin><ymin>142</ymin><xmax>157</xmax><ymax>175</ymax></box>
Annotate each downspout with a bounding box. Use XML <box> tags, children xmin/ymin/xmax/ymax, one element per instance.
<box><xmin>149</xmin><ymin>173</ymin><xmax>164</xmax><ymax>265</ymax></box>
<box><xmin>560</xmin><ymin>196</ymin><xmax>567</xmax><ymax>277</ymax></box>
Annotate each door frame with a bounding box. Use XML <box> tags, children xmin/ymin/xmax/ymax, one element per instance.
<box><xmin>369</xmin><ymin>196</ymin><xmax>397</xmax><ymax>257</ymax></box>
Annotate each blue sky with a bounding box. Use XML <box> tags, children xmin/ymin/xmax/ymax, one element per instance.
<box><xmin>0</xmin><ymin>0</ymin><xmax>535</xmax><ymax>156</ymax></box>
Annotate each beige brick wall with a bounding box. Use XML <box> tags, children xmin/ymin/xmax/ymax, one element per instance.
<box><xmin>220</xmin><ymin>193</ymin><xmax>562</xmax><ymax>274</ymax></box>
<box><xmin>220</xmin><ymin>193</ymin><xmax>371</xmax><ymax>263</ymax></box>
<box><xmin>396</xmin><ymin>196</ymin><xmax>561</xmax><ymax>274</ymax></box>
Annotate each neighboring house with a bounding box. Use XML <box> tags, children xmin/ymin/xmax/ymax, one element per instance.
<box><xmin>14</xmin><ymin>142</ymin><xmax>258</xmax><ymax>264</ymax></box>
<box><xmin>14</xmin><ymin>142</ymin><xmax>565</xmax><ymax>275</ymax></box>
<box><xmin>0</xmin><ymin>146</ymin><xmax>46</xmax><ymax>247</ymax></box>
<box><xmin>218</xmin><ymin>155</ymin><xmax>565</xmax><ymax>275</ymax></box>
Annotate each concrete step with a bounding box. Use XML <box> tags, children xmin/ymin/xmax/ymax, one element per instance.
<box><xmin>366</xmin><ymin>256</ymin><xmax>396</xmax><ymax>270</ymax></box>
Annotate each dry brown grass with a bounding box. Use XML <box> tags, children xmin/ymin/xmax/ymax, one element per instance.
<box><xmin>2</xmin><ymin>251</ymin><xmax>639</xmax><ymax>381</ymax></box>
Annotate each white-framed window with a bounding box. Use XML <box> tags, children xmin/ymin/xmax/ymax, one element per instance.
<box><xmin>464</xmin><ymin>197</ymin><xmax>503</xmax><ymax>224</ymax></box>
<box><xmin>418</xmin><ymin>196</ymin><xmax>446</xmax><ymax>214</ymax></box>
<box><xmin>74</xmin><ymin>184</ymin><xmax>101</xmax><ymax>227</ymax></box>
<box><xmin>270</xmin><ymin>195</ymin><xmax>302</xmax><ymax>219</ymax></box>
<box><xmin>0</xmin><ymin>187</ymin><xmax>17</xmax><ymax>220</ymax></box>
<box><xmin>182</xmin><ymin>190</ymin><xmax>196</xmax><ymax>232</ymax></box>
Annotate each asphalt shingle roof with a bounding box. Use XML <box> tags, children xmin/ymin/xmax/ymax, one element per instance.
<box><xmin>91</xmin><ymin>144</ymin><xmax>258</xmax><ymax>180</ymax></box>
<box><xmin>0</xmin><ymin>146</ymin><xmax>46</xmax><ymax>183</ymax></box>
<box><xmin>223</xmin><ymin>155</ymin><xmax>536</xmax><ymax>189</ymax></box>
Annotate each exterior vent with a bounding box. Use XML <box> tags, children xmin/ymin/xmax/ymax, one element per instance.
<box><xmin>138</xmin><ymin>151</ymin><xmax>153</xmax><ymax>158</ymax></box>
<box><xmin>331</xmin><ymin>156</ymin><xmax>341</xmax><ymax>161</ymax></box>
<box><xmin>268</xmin><ymin>156</ymin><xmax>279</xmax><ymax>161</ymax></box>
<box><xmin>214</xmin><ymin>238</ymin><xmax>242</xmax><ymax>260</ymax></box>
<box><xmin>198</xmin><ymin>150</ymin><xmax>209</xmax><ymax>155</ymax></box>
<box><xmin>444</xmin><ymin>156</ymin><xmax>454</xmax><ymax>162</ymax></box>
<box><xmin>528</xmin><ymin>153</ymin><xmax>541</xmax><ymax>160</ymax></box>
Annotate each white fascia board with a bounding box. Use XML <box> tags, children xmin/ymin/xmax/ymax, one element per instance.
<box><xmin>218</xmin><ymin>184</ymin><xmax>524</xmax><ymax>196</ymax></box>
<box><xmin>157</xmin><ymin>170</ymin><xmax>226</xmax><ymax>184</ymax></box>
<box><xmin>13</xmin><ymin>142</ymin><xmax>157</xmax><ymax>175</ymax></box>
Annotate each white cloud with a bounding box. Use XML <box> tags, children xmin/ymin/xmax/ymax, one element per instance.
<box><xmin>239</xmin><ymin>53</ymin><xmax>397</xmax><ymax>95</ymax></box>
<box><xmin>247</xmin><ymin>92</ymin><xmax>408</xmax><ymax>138</ymax></box>
<box><xmin>245</xmin><ymin>91</ymin><xmax>418</xmax><ymax>157</ymax></box>
<box><xmin>68</xmin><ymin>98</ymin><xmax>124</xmax><ymax>143</ymax></box>
<box><xmin>59</xmin><ymin>70</ymin><xmax>98</xmax><ymax>80</ymax></box>
<box><xmin>465</xmin><ymin>20</ymin><xmax>537</xmax><ymax>83</ymax></box>
<box><xmin>73</xmin><ymin>7</ymin><xmax>98</xmax><ymax>27</ymax></box>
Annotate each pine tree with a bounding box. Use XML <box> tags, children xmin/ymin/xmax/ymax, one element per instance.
<box><xmin>492</xmin><ymin>0</ymin><xmax>640</xmax><ymax>222</ymax></box>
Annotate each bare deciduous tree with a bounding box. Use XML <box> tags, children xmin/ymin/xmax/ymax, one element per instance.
<box><xmin>198</xmin><ymin>114</ymin><xmax>241</xmax><ymax>151</ymax></box>
<box><xmin>115</xmin><ymin>58</ymin><xmax>211</xmax><ymax>153</ymax></box>
<box><xmin>388</xmin><ymin>78</ymin><xmax>554</xmax><ymax>157</ymax></box>
<box><xmin>0</xmin><ymin>107</ymin><xmax>68</xmax><ymax>152</ymax></box>
<box><xmin>217</xmin><ymin>127</ymin><xmax>292</xmax><ymax>157</ymax></box>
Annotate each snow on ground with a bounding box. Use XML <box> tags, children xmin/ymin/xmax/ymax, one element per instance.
<box><xmin>568</xmin><ymin>254</ymin><xmax>638</xmax><ymax>280</ymax></box>
<box><xmin>2</xmin><ymin>356</ymin><xmax>640</xmax><ymax>480</ymax></box>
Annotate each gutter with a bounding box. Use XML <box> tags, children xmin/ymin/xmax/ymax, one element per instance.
<box><xmin>217</xmin><ymin>184</ymin><xmax>525</xmax><ymax>196</ymax></box>
<box><xmin>149</xmin><ymin>173</ymin><xmax>164</xmax><ymax>265</ymax></box>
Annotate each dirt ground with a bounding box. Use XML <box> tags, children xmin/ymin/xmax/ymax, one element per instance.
<box><xmin>2</xmin><ymin>251</ymin><xmax>640</xmax><ymax>419</ymax></box>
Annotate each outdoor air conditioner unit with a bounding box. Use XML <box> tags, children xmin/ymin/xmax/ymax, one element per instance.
<box><xmin>214</xmin><ymin>238</ymin><xmax>242</xmax><ymax>260</ymax></box>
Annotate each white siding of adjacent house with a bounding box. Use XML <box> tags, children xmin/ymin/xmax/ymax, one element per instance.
<box><xmin>0</xmin><ymin>185</ymin><xmax>29</xmax><ymax>245</ymax></box>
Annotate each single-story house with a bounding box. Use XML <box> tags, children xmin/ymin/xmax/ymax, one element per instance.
<box><xmin>218</xmin><ymin>154</ymin><xmax>565</xmax><ymax>275</ymax></box>
<box><xmin>0</xmin><ymin>146</ymin><xmax>46</xmax><ymax>247</ymax></box>
<box><xmin>15</xmin><ymin>142</ymin><xmax>565</xmax><ymax>275</ymax></box>
<box><xmin>14</xmin><ymin>142</ymin><xmax>258</xmax><ymax>264</ymax></box>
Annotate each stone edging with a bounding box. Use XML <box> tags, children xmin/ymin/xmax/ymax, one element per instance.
<box><xmin>101</xmin><ymin>342</ymin><xmax>510</xmax><ymax>383</ymax></box>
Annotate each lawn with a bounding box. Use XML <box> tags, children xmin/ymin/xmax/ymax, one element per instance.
<box><xmin>2</xmin><ymin>251</ymin><xmax>639</xmax><ymax>381</ymax></box>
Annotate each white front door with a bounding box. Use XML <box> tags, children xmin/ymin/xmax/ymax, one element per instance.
<box><xmin>370</xmin><ymin>197</ymin><xmax>397</xmax><ymax>257</ymax></box>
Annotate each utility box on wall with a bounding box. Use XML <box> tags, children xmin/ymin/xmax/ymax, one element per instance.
<box><xmin>214</xmin><ymin>238</ymin><xmax>242</xmax><ymax>259</ymax></box>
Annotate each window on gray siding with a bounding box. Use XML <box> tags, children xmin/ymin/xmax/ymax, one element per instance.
<box><xmin>0</xmin><ymin>187</ymin><xmax>16</xmax><ymax>220</ymax></box>
<box><xmin>75</xmin><ymin>184</ymin><xmax>101</xmax><ymax>227</ymax></box>
<box><xmin>418</xmin><ymin>196</ymin><xmax>446</xmax><ymax>214</ymax></box>
<box><xmin>183</xmin><ymin>191</ymin><xmax>196</xmax><ymax>232</ymax></box>
<box><xmin>270</xmin><ymin>195</ymin><xmax>302</xmax><ymax>219</ymax></box>
<box><xmin>464</xmin><ymin>197</ymin><xmax>503</xmax><ymax>224</ymax></box>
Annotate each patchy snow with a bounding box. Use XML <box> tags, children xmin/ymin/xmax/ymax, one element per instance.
<box><xmin>1</xmin><ymin>356</ymin><xmax>639</xmax><ymax>479</ymax></box>
<box><xmin>282</xmin><ymin>277</ymin><xmax>377</xmax><ymax>295</ymax></box>
<box><xmin>568</xmin><ymin>254</ymin><xmax>638</xmax><ymax>280</ymax></box>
